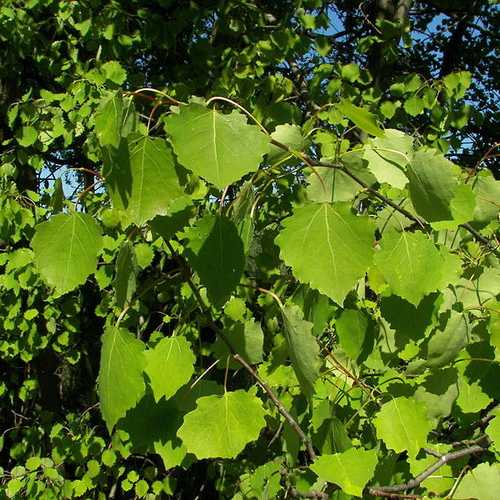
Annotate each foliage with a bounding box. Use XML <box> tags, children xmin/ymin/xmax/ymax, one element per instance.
<box><xmin>1</xmin><ymin>1</ymin><xmax>499</xmax><ymax>499</ymax></box>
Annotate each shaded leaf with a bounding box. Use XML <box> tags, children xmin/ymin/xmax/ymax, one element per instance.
<box><xmin>103</xmin><ymin>133</ymin><xmax>186</xmax><ymax>227</ymax></box>
<box><xmin>335</xmin><ymin>309</ymin><xmax>373</xmax><ymax>363</ymax></box>
<box><xmin>281</xmin><ymin>305</ymin><xmax>321</xmax><ymax>396</ymax></box>
<box><xmin>98</xmin><ymin>325</ymin><xmax>146</xmax><ymax>432</ymax></box>
<box><xmin>407</xmin><ymin>149</ymin><xmax>459</xmax><ymax>224</ymax></box>
<box><xmin>183</xmin><ymin>214</ymin><xmax>245</xmax><ymax>307</ymax></box>
<box><xmin>118</xmin><ymin>392</ymin><xmax>187</xmax><ymax>469</ymax></box>
<box><xmin>114</xmin><ymin>241</ymin><xmax>138</xmax><ymax>309</ymax></box>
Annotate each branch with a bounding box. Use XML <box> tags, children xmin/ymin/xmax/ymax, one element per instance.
<box><xmin>288</xmin><ymin>488</ymin><xmax>329</xmax><ymax>499</ymax></box>
<box><xmin>164</xmin><ymin>241</ymin><xmax>317</xmax><ymax>462</ymax></box>
<box><xmin>368</xmin><ymin>444</ymin><xmax>487</xmax><ymax>496</ymax></box>
<box><xmin>270</xmin><ymin>139</ymin><xmax>500</xmax><ymax>257</ymax></box>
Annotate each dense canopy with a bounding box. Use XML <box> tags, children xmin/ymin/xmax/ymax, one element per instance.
<box><xmin>0</xmin><ymin>1</ymin><xmax>499</xmax><ymax>499</ymax></box>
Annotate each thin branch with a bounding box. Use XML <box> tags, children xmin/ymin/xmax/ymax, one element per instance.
<box><xmin>367</xmin><ymin>444</ymin><xmax>487</xmax><ymax>495</ymax></box>
<box><xmin>164</xmin><ymin>241</ymin><xmax>317</xmax><ymax>462</ymax></box>
<box><xmin>368</xmin><ymin>491</ymin><xmax>421</xmax><ymax>499</ymax></box>
<box><xmin>288</xmin><ymin>488</ymin><xmax>329</xmax><ymax>499</ymax></box>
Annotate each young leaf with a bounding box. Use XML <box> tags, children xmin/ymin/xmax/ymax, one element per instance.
<box><xmin>183</xmin><ymin>214</ymin><xmax>245</xmax><ymax>307</ymax></box>
<box><xmin>114</xmin><ymin>241</ymin><xmax>138</xmax><ymax>309</ymax></box>
<box><xmin>281</xmin><ymin>305</ymin><xmax>321</xmax><ymax>396</ymax></box>
<box><xmin>103</xmin><ymin>133</ymin><xmax>186</xmax><ymax>227</ymax></box>
<box><xmin>276</xmin><ymin>203</ymin><xmax>375</xmax><ymax>305</ymax></box>
<box><xmin>374</xmin><ymin>231</ymin><xmax>451</xmax><ymax>306</ymax></box>
<box><xmin>336</xmin><ymin>100</ymin><xmax>384</xmax><ymax>137</ymax></box>
<box><xmin>32</xmin><ymin>213</ymin><xmax>102</xmax><ymax>296</ymax></box>
<box><xmin>166</xmin><ymin>103</ymin><xmax>270</xmax><ymax>189</ymax></box>
<box><xmin>453</xmin><ymin>462</ymin><xmax>500</xmax><ymax>500</ymax></box>
<box><xmin>98</xmin><ymin>325</ymin><xmax>146</xmax><ymax>432</ymax></box>
<box><xmin>177</xmin><ymin>390</ymin><xmax>266</xmax><ymax>459</ymax></box>
<box><xmin>310</xmin><ymin>448</ymin><xmax>378</xmax><ymax>497</ymax></box>
<box><xmin>374</xmin><ymin>397</ymin><xmax>432</xmax><ymax>458</ymax></box>
<box><xmin>144</xmin><ymin>336</ymin><xmax>196</xmax><ymax>402</ymax></box>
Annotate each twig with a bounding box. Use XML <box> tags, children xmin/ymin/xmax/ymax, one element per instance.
<box><xmin>164</xmin><ymin>241</ymin><xmax>317</xmax><ymax>462</ymax></box>
<box><xmin>367</xmin><ymin>444</ymin><xmax>486</xmax><ymax>495</ymax></box>
<box><xmin>368</xmin><ymin>491</ymin><xmax>421</xmax><ymax>499</ymax></box>
<box><xmin>288</xmin><ymin>488</ymin><xmax>329</xmax><ymax>499</ymax></box>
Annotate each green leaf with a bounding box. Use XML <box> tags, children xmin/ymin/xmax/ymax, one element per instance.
<box><xmin>32</xmin><ymin>213</ymin><xmax>102</xmax><ymax>296</ymax></box>
<box><xmin>16</xmin><ymin>125</ymin><xmax>38</xmax><ymax>147</ymax></box>
<box><xmin>403</xmin><ymin>96</ymin><xmax>424</xmax><ymax>116</ymax></box>
<box><xmin>166</xmin><ymin>103</ymin><xmax>270</xmax><ymax>189</ymax></box>
<box><xmin>101</xmin><ymin>61</ymin><xmax>127</xmax><ymax>85</ymax></box>
<box><xmin>424</xmin><ymin>312</ymin><xmax>468</xmax><ymax>368</ymax></box>
<box><xmin>374</xmin><ymin>231</ymin><xmax>452</xmax><ymax>306</ymax></box>
<box><xmin>306</xmin><ymin>153</ymin><xmax>375</xmax><ymax>203</ymax></box>
<box><xmin>144</xmin><ymin>336</ymin><xmax>196</xmax><ymax>402</ymax></box>
<box><xmin>471</xmin><ymin>170</ymin><xmax>500</xmax><ymax>226</ymax></box>
<box><xmin>268</xmin><ymin>124</ymin><xmax>305</xmax><ymax>162</ymax></box>
<box><xmin>456</xmin><ymin>377</ymin><xmax>492</xmax><ymax>414</ymax></box>
<box><xmin>407</xmin><ymin>149</ymin><xmax>460</xmax><ymax>224</ymax></box>
<box><xmin>374</xmin><ymin>397</ymin><xmax>432</xmax><ymax>457</ymax></box>
<box><xmin>94</xmin><ymin>93</ymin><xmax>123</xmax><ymax>148</ymax></box>
<box><xmin>98</xmin><ymin>325</ymin><xmax>146</xmax><ymax>432</ymax></box>
<box><xmin>177</xmin><ymin>390</ymin><xmax>266</xmax><ymax>459</ymax></box>
<box><xmin>183</xmin><ymin>214</ymin><xmax>245</xmax><ymax>307</ymax></box>
<box><xmin>50</xmin><ymin>178</ymin><xmax>64</xmax><ymax>212</ymax></box>
<box><xmin>276</xmin><ymin>203</ymin><xmax>375</xmax><ymax>305</ymax></box>
<box><xmin>310</xmin><ymin>448</ymin><xmax>378</xmax><ymax>497</ymax></box>
<box><xmin>335</xmin><ymin>309</ymin><xmax>373</xmax><ymax>363</ymax></box>
<box><xmin>281</xmin><ymin>305</ymin><xmax>321</xmax><ymax>396</ymax></box>
<box><xmin>114</xmin><ymin>241</ymin><xmax>138</xmax><ymax>309</ymax></box>
<box><xmin>336</xmin><ymin>100</ymin><xmax>384</xmax><ymax>137</ymax></box>
<box><xmin>454</xmin><ymin>462</ymin><xmax>500</xmax><ymax>500</ymax></box>
<box><xmin>486</xmin><ymin>408</ymin><xmax>500</xmax><ymax>453</ymax></box>
<box><xmin>362</xmin><ymin>129</ymin><xmax>412</xmax><ymax>188</ymax></box>
<box><xmin>103</xmin><ymin>133</ymin><xmax>186</xmax><ymax>227</ymax></box>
